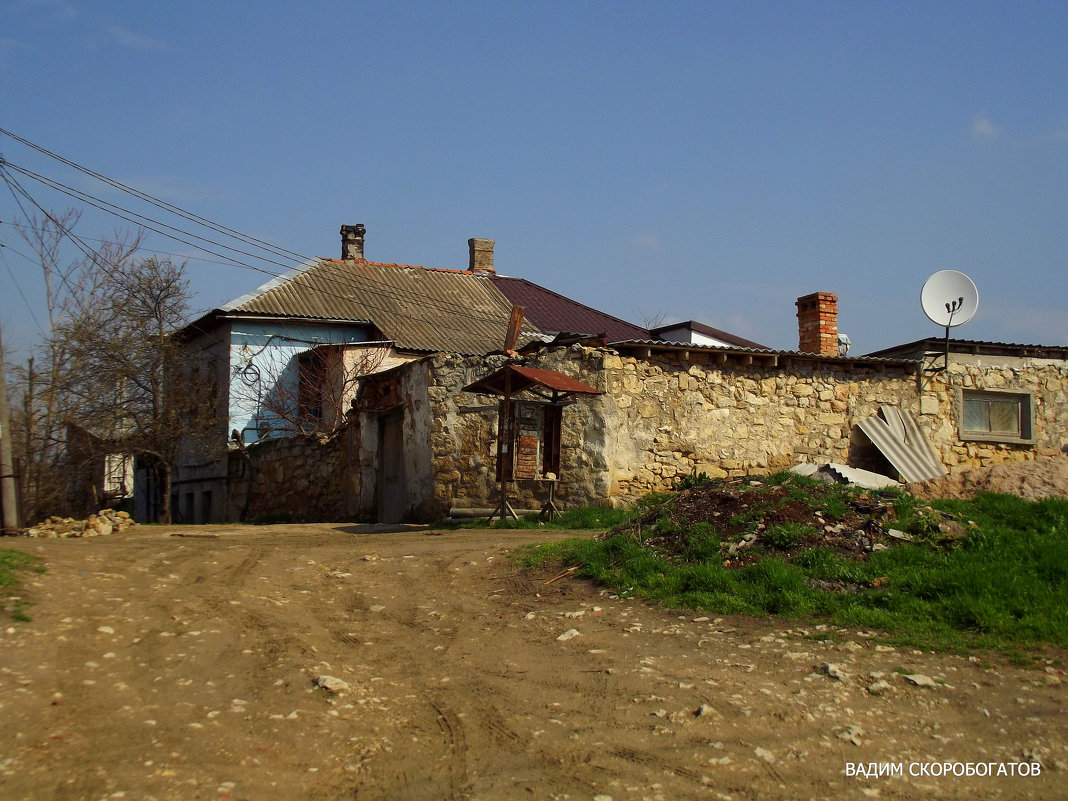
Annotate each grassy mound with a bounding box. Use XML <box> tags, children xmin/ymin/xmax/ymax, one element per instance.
<box><xmin>523</xmin><ymin>472</ymin><xmax>1068</xmax><ymax>651</ymax></box>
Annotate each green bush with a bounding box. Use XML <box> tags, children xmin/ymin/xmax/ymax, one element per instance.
<box><xmin>762</xmin><ymin>522</ymin><xmax>818</xmax><ymax>550</ymax></box>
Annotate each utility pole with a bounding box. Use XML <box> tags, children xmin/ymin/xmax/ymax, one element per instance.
<box><xmin>0</xmin><ymin>324</ymin><xmax>21</xmax><ymax>533</ymax></box>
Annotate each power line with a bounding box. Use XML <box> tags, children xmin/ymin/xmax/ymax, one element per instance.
<box><xmin>0</xmin><ymin>246</ymin><xmax>47</xmax><ymax>337</ymax></box>
<box><xmin>0</xmin><ymin>131</ymin><xmax>512</xmax><ymax>324</ymax></box>
<box><xmin>0</xmin><ymin>220</ymin><xmax>283</xmax><ymax>269</ymax></box>
<box><xmin>0</xmin><ymin>126</ymin><xmax>310</xmax><ymax>264</ymax></box>
<box><xmin>0</xmin><ymin>131</ymin><xmax>531</xmax><ymax>342</ymax></box>
<box><xmin>0</xmin><ymin>157</ymin><xmax>499</xmax><ymax>324</ymax></box>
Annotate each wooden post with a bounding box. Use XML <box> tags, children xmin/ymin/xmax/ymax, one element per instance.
<box><xmin>487</xmin><ymin>367</ymin><xmax>519</xmax><ymax>524</ymax></box>
<box><xmin>0</xmin><ymin>326</ymin><xmax>20</xmax><ymax>533</ymax></box>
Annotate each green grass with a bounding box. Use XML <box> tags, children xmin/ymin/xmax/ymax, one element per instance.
<box><xmin>444</xmin><ymin>497</ymin><xmax>665</xmax><ymax>531</ymax></box>
<box><xmin>0</xmin><ymin>548</ymin><xmax>43</xmax><ymax>622</ymax></box>
<box><xmin>521</xmin><ymin>488</ymin><xmax>1068</xmax><ymax>652</ymax></box>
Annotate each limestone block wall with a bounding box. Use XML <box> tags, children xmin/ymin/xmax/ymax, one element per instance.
<box><xmin>916</xmin><ymin>354</ymin><xmax>1068</xmax><ymax>472</ymax></box>
<box><xmin>596</xmin><ymin>350</ymin><xmax>919</xmax><ymax>500</ymax></box>
<box><xmin>226</xmin><ymin>432</ymin><xmax>352</xmax><ymax>522</ymax></box>
<box><xmin>423</xmin><ymin>346</ymin><xmax>920</xmax><ymax>511</ymax></box>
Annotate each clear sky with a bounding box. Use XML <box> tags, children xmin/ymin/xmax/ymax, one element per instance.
<box><xmin>2</xmin><ymin>0</ymin><xmax>1065</xmax><ymax>359</ymax></box>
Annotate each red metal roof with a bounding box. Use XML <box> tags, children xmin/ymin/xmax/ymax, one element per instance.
<box><xmin>490</xmin><ymin>276</ymin><xmax>649</xmax><ymax>343</ymax></box>
<box><xmin>463</xmin><ymin>364</ymin><xmax>601</xmax><ymax>397</ymax></box>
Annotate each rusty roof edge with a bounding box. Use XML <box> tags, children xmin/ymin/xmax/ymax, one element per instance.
<box><xmin>863</xmin><ymin>337</ymin><xmax>1068</xmax><ymax>360</ymax></box>
<box><xmin>609</xmin><ymin>338</ymin><xmax>920</xmax><ymax>367</ymax></box>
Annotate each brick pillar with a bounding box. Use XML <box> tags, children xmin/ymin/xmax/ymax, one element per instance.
<box><xmin>795</xmin><ymin>292</ymin><xmax>839</xmax><ymax>356</ymax></box>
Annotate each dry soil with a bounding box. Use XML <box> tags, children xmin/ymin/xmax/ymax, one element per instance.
<box><xmin>1</xmin><ymin>524</ymin><xmax>1065</xmax><ymax>800</ymax></box>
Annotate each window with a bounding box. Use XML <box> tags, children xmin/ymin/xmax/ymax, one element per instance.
<box><xmin>960</xmin><ymin>390</ymin><xmax>1034</xmax><ymax>443</ymax></box>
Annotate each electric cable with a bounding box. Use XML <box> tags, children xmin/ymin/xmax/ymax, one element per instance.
<box><xmin>0</xmin><ymin>134</ymin><xmax>543</xmax><ymax>344</ymax></box>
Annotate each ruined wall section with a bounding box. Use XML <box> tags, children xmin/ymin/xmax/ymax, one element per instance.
<box><xmin>425</xmin><ymin>347</ymin><xmax>612</xmax><ymax>514</ymax></box>
<box><xmin>226</xmin><ymin>431</ymin><xmax>351</xmax><ymax>522</ymax></box>
<box><xmin>597</xmin><ymin>351</ymin><xmax>919</xmax><ymax>501</ymax></box>
<box><xmin>423</xmin><ymin>345</ymin><xmax>921</xmax><ymax>511</ymax></box>
<box><xmin>917</xmin><ymin>354</ymin><xmax>1068</xmax><ymax>472</ymax></box>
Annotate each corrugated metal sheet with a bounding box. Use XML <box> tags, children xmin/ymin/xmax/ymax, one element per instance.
<box><xmin>856</xmin><ymin>405</ymin><xmax>946</xmax><ymax>483</ymax></box>
<box><xmin>463</xmin><ymin>365</ymin><xmax>602</xmax><ymax>396</ymax></box>
<box><xmin>223</xmin><ymin>259</ymin><xmax>540</xmax><ymax>355</ymax></box>
<box><xmin>491</xmin><ymin>276</ymin><xmax>650</xmax><ymax>343</ymax></box>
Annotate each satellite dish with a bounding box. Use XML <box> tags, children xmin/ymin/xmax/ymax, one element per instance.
<box><xmin>921</xmin><ymin>270</ymin><xmax>979</xmax><ymax>328</ymax></box>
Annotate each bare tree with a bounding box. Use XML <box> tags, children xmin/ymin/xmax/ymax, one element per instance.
<box><xmin>634</xmin><ymin>307</ymin><xmax>668</xmax><ymax>331</ymax></box>
<box><xmin>57</xmin><ymin>255</ymin><xmax>216</xmax><ymax>523</ymax></box>
<box><xmin>9</xmin><ymin>212</ymin><xmax>144</xmax><ymax>520</ymax></box>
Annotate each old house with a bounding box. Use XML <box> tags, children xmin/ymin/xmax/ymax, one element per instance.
<box><xmin>173</xmin><ymin>225</ymin><xmax>721</xmax><ymax>523</ymax></box>
<box><xmin>173</xmin><ymin>225</ymin><xmax>1067</xmax><ymax>525</ymax></box>
<box><xmin>863</xmin><ymin>337</ymin><xmax>1068</xmax><ymax>470</ymax></box>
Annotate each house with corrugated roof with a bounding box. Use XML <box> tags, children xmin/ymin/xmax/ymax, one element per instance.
<box><xmin>173</xmin><ymin>224</ymin><xmax>759</xmax><ymax>522</ymax></box>
<box><xmin>170</xmin><ymin>225</ymin><xmax>1068</xmax><ymax>525</ymax></box>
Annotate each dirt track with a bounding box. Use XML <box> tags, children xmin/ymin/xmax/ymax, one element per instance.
<box><xmin>1</xmin><ymin>524</ymin><xmax>1065</xmax><ymax>800</ymax></box>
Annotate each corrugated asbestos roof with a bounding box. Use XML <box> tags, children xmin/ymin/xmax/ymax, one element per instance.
<box><xmin>220</xmin><ymin>259</ymin><xmax>540</xmax><ymax>355</ymax></box>
<box><xmin>490</xmin><ymin>276</ymin><xmax>650</xmax><ymax>343</ymax></box>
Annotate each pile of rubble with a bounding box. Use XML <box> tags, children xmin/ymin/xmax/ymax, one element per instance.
<box><xmin>22</xmin><ymin>509</ymin><xmax>137</xmax><ymax>538</ymax></box>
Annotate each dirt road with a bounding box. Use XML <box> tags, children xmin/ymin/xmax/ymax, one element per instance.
<box><xmin>1</xmin><ymin>524</ymin><xmax>1064</xmax><ymax>800</ymax></box>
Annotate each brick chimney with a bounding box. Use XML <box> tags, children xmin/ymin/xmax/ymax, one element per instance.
<box><xmin>468</xmin><ymin>237</ymin><xmax>495</xmax><ymax>274</ymax></box>
<box><xmin>795</xmin><ymin>292</ymin><xmax>839</xmax><ymax>356</ymax></box>
<box><xmin>340</xmin><ymin>224</ymin><xmax>366</xmax><ymax>260</ymax></box>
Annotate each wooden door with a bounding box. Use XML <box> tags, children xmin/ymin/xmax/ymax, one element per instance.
<box><xmin>377</xmin><ymin>411</ymin><xmax>405</xmax><ymax>523</ymax></box>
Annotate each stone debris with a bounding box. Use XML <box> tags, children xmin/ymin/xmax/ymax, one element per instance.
<box><xmin>21</xmin><ymin>509</ymin><xmax>136</xmax><ymax>539</ymax></box>
<box><xmin>837</xmin><ymin>724</ymin><xmax>865</xmax><ymax>746</ymax></box>
<box><xmin>556</xmin><ymin>628</ymin><xmax>581</xmax><ymax>642</ymax></box>
<box><xmin>314</xmin><ymin>675</ymin><xmax>351</xmax><ymax>694</ymax></box>
<box><xmin>822</xmin><ymin>662</ymin><xmax>849</xmax><ymax>682</ymax></box>
<box><xmin>754</xmin><ymin>746</ymin><xmax>775</xmax><ymax>763</ymax></box>
<box><xmin>902</xmin><ymin>673</ymin><xmax>938</xmax><ymax>688</ymax></box>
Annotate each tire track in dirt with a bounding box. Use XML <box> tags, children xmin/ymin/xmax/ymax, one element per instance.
<box><xmin>5</xmin><ymin>525</ymin><xmax>1067</xmax><ymax>801</ymax></box>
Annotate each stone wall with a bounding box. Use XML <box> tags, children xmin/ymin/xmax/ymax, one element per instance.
<box><xmin>226</xmin><ymin>431</ymin><xmax>353</xmax><ymax>522</ymax></box>
<box><xmin>595</xmin><ymin>349</ymin><xmax>919</xmax><ymax>501</ymax></box>
<box><xmin>225</xmin><ymin>344</ymin><xmax>1067</xmax><ymax>522</ymax></box>
<box><xmin>422</xmin><ymin>346</ymin><xmax>921</xmax><ymax>511</ymax></box>
<box><xmin>917</xmin><ymin>353</ymin><xmax>1068</xmax><ymax>472</ymax></box>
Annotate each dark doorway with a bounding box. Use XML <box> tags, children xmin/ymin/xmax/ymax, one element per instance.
<box><xmin>377</xmin><ymin>411</ymin><xmax>405</xmax><ymax>523</ymax></box>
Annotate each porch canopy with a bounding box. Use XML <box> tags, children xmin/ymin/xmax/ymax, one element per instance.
<box><xmin>462</xmin><ymin>364</ymin><xmax>601</xmax><ymax>401</ymax></box>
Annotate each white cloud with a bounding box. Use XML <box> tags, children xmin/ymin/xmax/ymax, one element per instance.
<box><xmin>104</xmin><ymin>24</ymin><xmax>168</xmax><ymax>52</ymax></box>
<box><xmin>971</xmin><ymin>112</ymin><xmax>1000</xmax><ymax>139</ymax></box>
<box><xmin>632</xmin><ymin>233</ymin><xmax>662</xmax><ymax>250</ymax></box>
<box><xmin>16</xmin><ymin>0</ymin><xmax>80</xmax><ymax>23</ymax></box>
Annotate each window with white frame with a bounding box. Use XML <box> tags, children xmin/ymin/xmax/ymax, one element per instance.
<box><xmin>960</xmin><ymin>389</ymin><xmax>1034</xmax><ymax>443</ymax></box>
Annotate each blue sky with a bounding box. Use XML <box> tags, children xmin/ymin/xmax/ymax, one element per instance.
<box><xmin>2</xmin><ymin>0</ymin><xmax>1065</xmax><ymax>359</ymax></box>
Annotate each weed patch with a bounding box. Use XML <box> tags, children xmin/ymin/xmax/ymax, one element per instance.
<box><xmin>1</xmin><ymin>548</ymin><xmax>43</xmax><ymax>622</ymax></box>
<box><xmin>523</xmin><ymin>473</ymin><xmax>1068</xmax><ymax>652</ymax></box>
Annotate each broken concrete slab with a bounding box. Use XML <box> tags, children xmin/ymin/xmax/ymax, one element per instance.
<box><xmin>789</xmin><ymin>462</ymin><xmax>901</xmax><ymax>490</ymax></box>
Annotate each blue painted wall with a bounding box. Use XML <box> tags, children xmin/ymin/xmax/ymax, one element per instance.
<box><xmin>227</xmin><ymin>320</ymin><xmax>369</xmax><ymax>442</ymax></box>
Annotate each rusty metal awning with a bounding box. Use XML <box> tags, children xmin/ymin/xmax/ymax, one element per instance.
<box><xmin>463</xmin><ymin>365</ymin><xmax>601</xmax><ymax>399</ymax></box>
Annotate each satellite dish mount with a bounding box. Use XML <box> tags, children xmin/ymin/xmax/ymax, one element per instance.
<box><xmin>920</xmin><ymin>270</ymin><xmax>979</xmax><ymax>371</ymax></box>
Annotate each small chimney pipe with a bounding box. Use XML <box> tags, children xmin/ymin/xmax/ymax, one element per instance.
<box><xmin>340</xmin><ymin>224</ymin><xmax>366</xmax><ymax>260</ymax></box>
<box><xmin>468</xmin><ymin>237</ymin><xmax>495</xmax><ymax>274</ymax></box>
